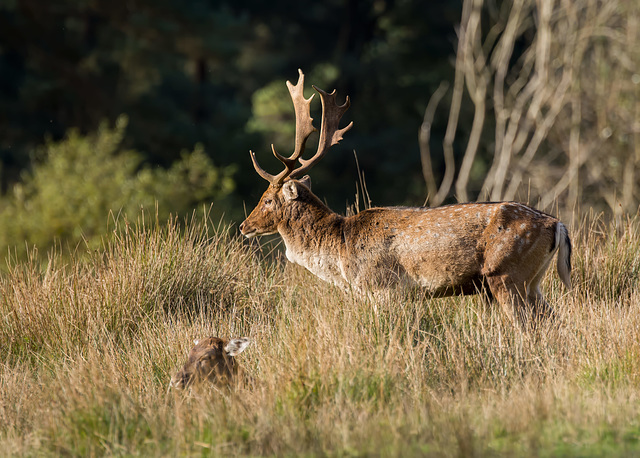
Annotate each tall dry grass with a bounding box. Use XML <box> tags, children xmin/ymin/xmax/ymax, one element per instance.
<box><xmin>1</xmin><ymin>211</ymin><xmax>640</xmax><ymax>456</ymax></box>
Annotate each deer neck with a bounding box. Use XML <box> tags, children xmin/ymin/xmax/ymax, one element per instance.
<box><xmin>278</xmin><ymin>201</ymin><xmax>346</xmax><ymax>286</ymax></box>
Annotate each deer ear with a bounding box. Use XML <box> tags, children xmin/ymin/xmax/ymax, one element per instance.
<box><xmin>282</xmin><ymin>181</ymin><xmax>299</xmax><ymax>201</ymax></box>
<box><xmin>299</xmin><ymin>175</ymin><xmax>312</xmax><ymax>189</ymax></box>
<box><xmin>224</xmin><ymin>338</ymin><xmax>250</xmax><ymax>357</ymax></box>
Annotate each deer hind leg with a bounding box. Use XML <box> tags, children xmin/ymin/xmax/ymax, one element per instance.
<box><xmin>484</xmin><ymin>240</ymin><xmax>558</xmax><ymax>326</ymax></box>
<box><xmin>527</xmin><ymin>287</ymin><xmax>553</xmax><ymax>320</ymax></box>
<box><xmin>525</xmin><ymin>256</ymin><xmax>556</xmax><ymax>320</ymax></box>
<box><xmin>486</xmin><ymin>275</ymin><xmax>529</xmax><ymax>326</ymax></box>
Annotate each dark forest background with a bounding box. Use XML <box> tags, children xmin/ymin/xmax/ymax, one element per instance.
<box><xmin>0</xmin><ymin>1</ymin><xmax>462</xmax><ymax>208</ymax></box>
<box><xmin>1</xmin><ymin>0</ymin><xmax>639</xmax><ymax>257</ymax></box>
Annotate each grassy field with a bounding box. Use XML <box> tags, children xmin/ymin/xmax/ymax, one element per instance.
<box><xmin>1</xmin><ymin>211</ymin><xmax>640</xmax><ymax>456</ymax></box>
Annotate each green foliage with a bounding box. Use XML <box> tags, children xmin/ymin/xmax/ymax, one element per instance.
<box><xmin>0</xmin><ymin>116</ymin><xmax>234</xmax><ymax>258</ymax></box>
<box><xmin>247</xmin><ymin>79</ymin><xmax>296</xmax><ymax>153</ymax></box>
<box><xmin>134</xmin><ymin>143</ymin><xmax>235</xmax><ymax>217</ymax></box>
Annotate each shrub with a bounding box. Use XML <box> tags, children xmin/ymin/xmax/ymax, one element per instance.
<box><xmin>0</xmin><ymin>115</ymin><xmax>235</xmax><ymax>258</ymax></box>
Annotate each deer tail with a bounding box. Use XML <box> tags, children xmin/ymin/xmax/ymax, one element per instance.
<box><xmin>555</xmin><ymin>222</ymin><xmax>572</xmax><ymax>290</ymax></box>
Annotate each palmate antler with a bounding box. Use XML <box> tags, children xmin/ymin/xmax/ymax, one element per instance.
<box><xmin>249</xmin><ymin>69</ymin><xmax>353</xmax><ymax>187</ymax></box>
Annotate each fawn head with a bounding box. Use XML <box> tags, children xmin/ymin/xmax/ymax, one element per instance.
<box><xmin>170</xmin><ymin>337</ymin><xmax>250</xmax><ymax>389</ymax></box>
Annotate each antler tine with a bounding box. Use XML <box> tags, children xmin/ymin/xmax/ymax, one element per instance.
<box><xmin>249</xmin><ymin>69</ymin><xmax>318</xmax><ymax>186</ymax></box>
<box><xmin>249</xmin><ymin>150</ymin><xmax>283</xmax><ymax>185</ymax></box>
<box><xmin>290</xmin><ymin>85</ymin><xmax>353</xmax><ymax>179</ymax></box>
<box><xmin>285</xmin><ymin>69</ymin><xmax>317</xmax><ymax>162</ymax></box>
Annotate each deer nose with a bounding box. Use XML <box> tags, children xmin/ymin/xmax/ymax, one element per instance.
<box><xmin>239</xmin><ymin>221</ymin><xmax>245</xmax><ymax>233</ymax></box>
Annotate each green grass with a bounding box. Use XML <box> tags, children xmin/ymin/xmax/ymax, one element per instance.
<box><xmin>1</xmin><ymin>212</ymin><xmax>640</xmax><ymax>456</ymax></box>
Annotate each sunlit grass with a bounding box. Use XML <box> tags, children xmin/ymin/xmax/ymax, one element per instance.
<box><xmin>1</xmin><ymin>211</ymin><xmax>639</xmax><ymax>456</ymax></box>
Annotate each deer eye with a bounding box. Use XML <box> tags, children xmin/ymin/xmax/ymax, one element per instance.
<box><xmin>264</xmin><ymin>198</ymin><xmax>273</xmax><ymax>206</ymax></box>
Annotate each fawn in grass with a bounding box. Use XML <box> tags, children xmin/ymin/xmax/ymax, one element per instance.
<box><xmin>239</xmin><ymin>69</ymin><xmax>571</xmax><ymax>324</ymax></box>
<box><xmin>170</xmin><ymin>337</ymin><xmax>250</xmax><ymax>389</ymax></box>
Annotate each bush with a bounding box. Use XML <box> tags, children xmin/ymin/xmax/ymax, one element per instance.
<box><xmin>0</xmin><ymin>115</ymin><xmax>235</xmax><ymax>258</ymax></box>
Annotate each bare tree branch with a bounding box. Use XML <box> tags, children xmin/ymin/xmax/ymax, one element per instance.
<box><xmin>421</xmin><ymin>0</ymin><xmax>640</xmax><ymax>215</ymax></box>
<box><xmin>419</xmin><ymin>82</ymin><xmax>450</xmax><ymax>204</ymax></box>
<box><xmin>456</xmin><ymin>0</ymin><xmax>489</xmax><ymax>202</ymax></box>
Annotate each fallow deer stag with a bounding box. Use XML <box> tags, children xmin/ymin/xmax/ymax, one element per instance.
<box><xmin>239</xmin><ymin>69</ymin><xmax>571</xmax><ymax>323</ymax></box>
<box><xmin>170</xmin><ymin>337</ymin><xmax>250</xmax><ymax>389</ymax></box>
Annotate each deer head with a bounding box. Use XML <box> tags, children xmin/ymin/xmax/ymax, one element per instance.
<box><xmin>170</xmin><ymin>337</ymin><xmax>250</xmax><ymax>389</ymax></box>
<box><xmin>239</xmin><ymin>69</ymin><xmax>353</xmax><ymax>238</ymax></box>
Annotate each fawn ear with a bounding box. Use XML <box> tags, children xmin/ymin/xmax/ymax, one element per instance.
<box><xmin>299</xmin><ymin>175</ymin><xmax>312</xmax><ymax>189</ymax></box>
<box><xmin>282</xmin><ymin>181</ymin><xmax>299</xmax><ymax>201</ymax></box>
<box><xmin>224</xmin><ymin>338</ymin><xmax>250</xmax><ymax>357</ymax></box>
